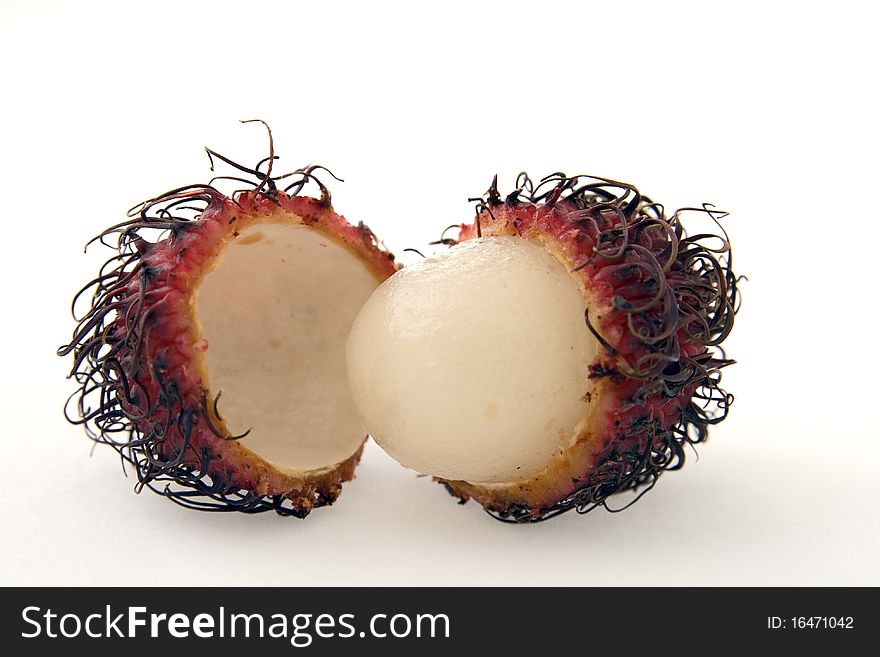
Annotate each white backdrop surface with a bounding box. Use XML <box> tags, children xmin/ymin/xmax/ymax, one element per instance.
<box><xmin>1</xmin><ymin>0</ymin><xmax>877</xmax><ymax>586</ymax></box>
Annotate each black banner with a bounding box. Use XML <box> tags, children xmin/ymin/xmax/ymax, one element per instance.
<box><xmin>2</xmin><ymin>587</ymin><xmax>874</xmax><ymax>654</ymax></box>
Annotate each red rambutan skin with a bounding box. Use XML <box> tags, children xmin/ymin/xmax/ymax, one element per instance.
<box><xmin>440</xmin><ymin>195</ymin><xmax>723</xmax><ymax>518</ymax></box>
<box><xmin>114</xmin><ymin>190</ymin><xmax>397</xmax><ymax>512</ymax></box>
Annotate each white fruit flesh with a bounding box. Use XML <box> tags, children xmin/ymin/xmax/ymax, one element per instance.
<box><xmin>197</xmin><ymin>222</ymin><xmax>380</xmax><ymax>474</ymax></box>
<box><xmin>346</xmin><ymin>236</ymin><xmax>597</xmax><ymax>484</ymax></box>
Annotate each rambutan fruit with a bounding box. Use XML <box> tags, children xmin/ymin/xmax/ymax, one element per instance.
<box><xmin>59</xmin><ymin>124</ymin><xmax>396</xmax><ymax>516</ymax></box>
<box><xmin>347</xmin><ymin>173</ymin><xmax>738</xmax><ymax>522</ymax></box>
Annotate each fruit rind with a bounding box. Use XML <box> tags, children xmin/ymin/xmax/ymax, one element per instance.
<box><xmin>437</xmin><ymin>174</ymin><xmax>738</xmax><ymax>522</ymax></box>
<box><xmin>60</xmin><ymin>156</ymin><xmax>396</xmax><ymax>517</ymax></box>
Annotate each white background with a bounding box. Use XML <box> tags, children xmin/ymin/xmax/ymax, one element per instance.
<box><xmin>1</xmin><ymin>0</ymin><xmax>877</xmax><ymax>586</ymax></box>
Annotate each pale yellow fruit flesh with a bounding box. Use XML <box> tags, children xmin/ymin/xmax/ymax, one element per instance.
<box><xmin>346</xmin><ymin>236</ymin><xmax>597</xmax><ymax>484</ymax></box>
<box><xmin>197</xmin><ymin>222</ymin><xmax>380</xmax><ymax>474</ymax></box>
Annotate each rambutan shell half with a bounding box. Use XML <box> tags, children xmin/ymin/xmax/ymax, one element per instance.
<box><xmin>442</xmin><ymin>180</ymin><xmax>736</xmax><ymax>520</ymax></box>
<box><xmin>61</xmin><ymin>180</ymin><xmax>396</xmax><ymax>516</ymax></box>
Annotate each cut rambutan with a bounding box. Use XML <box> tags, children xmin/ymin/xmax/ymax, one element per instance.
<box><xmin>347</xmin><ymin>173</ymin><xmax>738</xmax><ymax>522</ymax></box>
<box><xmin>59</xmin><ymin>125</ymin><xmax>396</xmax><ymax>516</ymax></box>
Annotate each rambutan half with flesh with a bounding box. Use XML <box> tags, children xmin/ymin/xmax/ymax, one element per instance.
<box><xmin>347</xmin><ymin>173</ymin><xmax>738</xmax><ymax>522</ymax></box>
<box><xmin>59</xmin><ymin>124</ymin><xmax>396</xmax><ymax>516</ymax></box>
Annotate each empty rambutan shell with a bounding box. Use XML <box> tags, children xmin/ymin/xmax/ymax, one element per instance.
<box><xmin>59</xmin><ymin>129</ymin><xmax>396</xmax><ymax>516</ymax></box>
<box><xmin>347</xmin><ymin>173</ymin><xmax>738</xmax><ymax>522</ymax></box>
